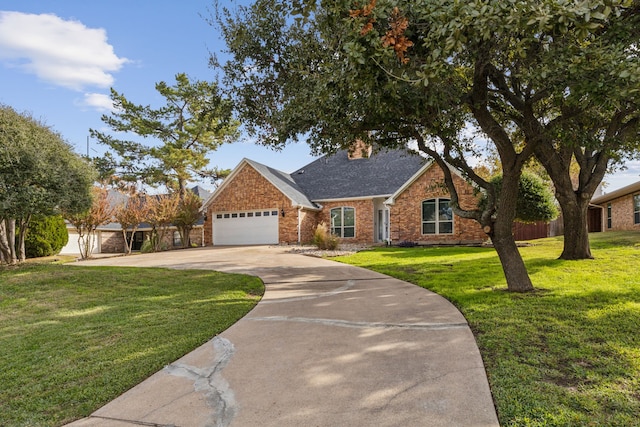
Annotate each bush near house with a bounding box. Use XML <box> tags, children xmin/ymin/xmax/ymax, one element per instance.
<box><xmin>24</xmin><ymin>215</ymin><xmax>68</xmax><ymax>258</ymax></box>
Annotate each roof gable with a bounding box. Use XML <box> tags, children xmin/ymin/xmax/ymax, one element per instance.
<box><xmin>291</xmin><ymin>148</ymin><xmax>426</xmax><ymax>201</ymax></box>
<box><xmin>384</xmin><ymin>160</ymin><xmax>470</xmax><ymax>205</ymax></box>
<box><xmin>204</xmin><ymin>158</ymin><xmax>318</xmax><ymax>210</ymax></box>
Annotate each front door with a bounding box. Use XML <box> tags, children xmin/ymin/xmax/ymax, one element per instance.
<box><xmin>377</xmin><ymin>209</ymin><xmax>389</xmax><ymax>242</ymax></box>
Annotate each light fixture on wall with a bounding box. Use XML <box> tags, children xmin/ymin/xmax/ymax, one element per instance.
<box><xmin>281</xmin><ymin>208</ymin><xmax>285</xmax><ymax>217</ymax></box>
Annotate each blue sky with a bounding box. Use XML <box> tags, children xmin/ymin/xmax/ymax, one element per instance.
<box><xmin>0</xmin><ymin>0</ymin><xmax>316</xmax><ymax>192</ymax></box>
<box><xmin>0</xmin><ymin>0</ymin><xmax>638</xmax><ymax>193</ymax></box>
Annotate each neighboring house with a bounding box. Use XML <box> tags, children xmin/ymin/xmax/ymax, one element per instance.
<box><xmin>203</xmin><ymin>146</ymin><xmax>486</xmax><ymax>246</ymax></box>
<box><xmin>590</xmin><ymin>181</ymin><xmax>640</xmax><ymax>232</ymax></box>
<box><xmin>60</xmin><ymin>186</ymin><xmax>211</xmax><ymax>255</ymax></box>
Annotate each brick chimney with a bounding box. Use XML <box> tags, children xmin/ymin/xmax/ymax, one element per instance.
<box><xmin>348</xmin><ymin>139</ymin><xmax>372</xmax><ymax>160</ymax></box>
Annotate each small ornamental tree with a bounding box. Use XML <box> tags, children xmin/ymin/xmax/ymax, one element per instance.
<box><xmin>173</xmin><ymin>191</ymin><xmax>202</xmax><ymax>248</ymax></box>
<box><xmin>65</xmin><ymin>188</ymin><xmax>114</xmax><ymax>260</ymax></box>
<box><xmin>145</xmin><ymin>193</ymin><xmax>179</xmax><ymax>252</ymax></box>
<box><xmin>114</xmin><ymin>193</ymin><xmax>149</xmax><ymax>255</ymax></box>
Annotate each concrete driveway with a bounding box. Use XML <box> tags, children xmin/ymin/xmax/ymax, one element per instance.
<box><xmin>66</xmin><ymin>246</ymin><xmax>499</xmax><ymax>427</ymax></box>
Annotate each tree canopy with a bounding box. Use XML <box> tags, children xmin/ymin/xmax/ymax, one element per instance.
<box><xmin>0</xmin><ymin>105</ymin><xmax>95</xmax><ymax>263</ymax></box>
<box><xmin>215</xmin><ymin>0</ymin><xmax>640</xmax><ymax>291</ymax></box>
<box><xmin>91</xmin><ymin>73</ymin><xmax>239</xmax><ymax>194</ymax></box>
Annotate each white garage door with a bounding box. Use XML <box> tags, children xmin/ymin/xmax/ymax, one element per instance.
<box><xmin>213</xmin><ymin>209</ymin><xmax>279</xmax><ymax>245</ymax></box>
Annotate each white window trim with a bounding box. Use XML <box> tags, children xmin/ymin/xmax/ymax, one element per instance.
<box><xmin>330</xmin><ymin>206</ymin><xmax>356</xmax><ymax>238</ymax></box>
<box><xmin>422</xmin><ymin>198</ymin><xmax>454</xmax><ymax>235</ymax></box>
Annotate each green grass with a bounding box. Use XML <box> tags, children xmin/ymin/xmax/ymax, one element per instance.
<box><xmin>336</xmin><ymin>232</ymin><xmax>640</xmax><ymax>427</ymax></box>
<box><xmin>0</xmin><ymin>263</ymin><xmax>263</xmax><ymax>427</ymax></box>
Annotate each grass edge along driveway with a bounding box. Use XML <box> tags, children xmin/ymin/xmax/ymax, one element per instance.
<box><xmin>336</xmin><ymin>231</ymin><xmax>640</xmax><ymax>427</ymax></box>
<box><xmin>0</xmin><ymin>263</ymin><xmax>263</xmax><ymax>427</ymax></box>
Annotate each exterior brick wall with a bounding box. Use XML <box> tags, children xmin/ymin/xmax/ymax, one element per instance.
<box><xmin>606</xmin><ymin>193</ymin><xmax>640</xmax><ymax>231</ymax></box>
<box><xmin>316</xmin><ymin>199</ymin><xmax>375</xmax><ymax>244</ymax></box>
<box><xmin>205</xmin><ymin>164</ymin><xmax>303</xmax><ymax>245</ymax></box>
<box><xmin>389</xmin><ymin>165</ymin><xmax>486</xmax><ymax>244</ymax></box>
<box><xmin>101</xmin><ymin>231</ymin><xmax>125</xmax><ymax>253</ymax></box>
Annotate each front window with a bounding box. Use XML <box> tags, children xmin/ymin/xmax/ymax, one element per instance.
<box><xmin>422</xmin><ymin>199</ymin><xmax>453</xmax><ymax>234</ymax></box>
<box><xmin>331</xmin><ymin>207</ymin><xmax>355</xmax><ymax>238</ymax></box>
<box><xmin>173</xmin><ymin>230</ymin><xmax>182</xmax><ymax>247</ymax></box>
<box><xmin>634</xmin><ymin>195</ymin><xmax>640</xmax><ymax>224</ymax></box>
<box><xmin>607</xmin><ymin>203</ymin><xmax>612</xmax><ymax>229</ymax></box>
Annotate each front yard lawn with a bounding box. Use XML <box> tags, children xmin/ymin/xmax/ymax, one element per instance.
<box><xmin>0</xmin><ymin>263</ymin><xmax>263</xmax><ymax>427</ymax></box>
<box><xmin>336</xmin><ymin>232</ymin><xmax>640</xmax><ymax>427</ymax></box>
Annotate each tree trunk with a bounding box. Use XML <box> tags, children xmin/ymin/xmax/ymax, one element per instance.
<box><xmin>486</xmin><ymin>171</ymin><xmax>535</xmax><ymax>292</ymax></box>
<box><xmin>0</xmin><ymin>219</ymin><xmax>15</xmax><ymax>264</ymax></box>
<box><xmin>556</xmin><ymin>192</ymin><xmax>593</xmax><ymax>260</ymax></box>
<box><xmin>17</xmin><ymin>215</ymin><xmax>31</xmax><ymax>262</ymax></box>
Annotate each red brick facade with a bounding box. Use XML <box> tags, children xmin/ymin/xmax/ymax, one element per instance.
<box><xmin>204</xmin><ymin>161</ymin><xmax>487</xmax><ymax>246</ymax></box>
<box><xmin>317</xmin><ymin>199</ymin><xmax>375</xmax><ymax>244</ymax></box>
<box><xmin>601</xmin><ymin>193</ymin><xmax>640</xmax><ymax>231</ymax></box>
<box><xmin>388</xmin><ymin>164</ymin><xmax>485</xmax><ymax>244</ymax></box>
<box><xmin>204</xmin><ymin>164</ymin><xmax>318</xmax><ymax>245</ymax></box>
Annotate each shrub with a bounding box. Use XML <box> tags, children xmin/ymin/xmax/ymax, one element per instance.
<box><xmin>25</xmin><ymin>215</ymin><xmax>69</xmax><ymax>258</ymax></box>
<box><xmin>312</xmin><ymin>222</ymin><xmax>339</xmax><ymax>250</ymax></box>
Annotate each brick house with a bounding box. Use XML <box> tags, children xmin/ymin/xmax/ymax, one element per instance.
<box><xmin>60</xmin><ymin>186</ymin><xmax>211</xmax><ymax>255</ymax></box>
<box><xmin>590</xmin><ymin>181</ymin><xmax>640</xmax><ymax>232</ymax></box>
<box><xmin>203</xmin><ymin>147</ymin><xmax>486</xmax><ymax>246</ymax></box>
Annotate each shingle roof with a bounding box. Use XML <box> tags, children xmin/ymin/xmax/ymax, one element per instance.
<box><xmin>291</xmin><ymin>148</ymin><xmax>427</xmax><ymax>200</ymax></box>
<box><xmin>244</xmin><ymin>159</ymin><xmax>318</xmax><ymax>209</ymax></box>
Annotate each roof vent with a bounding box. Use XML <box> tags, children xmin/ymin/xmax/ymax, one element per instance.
<box><xmin>297</xmin><ymin>169</ymin><xmax>304</xmax><ymax>174</ymax></box>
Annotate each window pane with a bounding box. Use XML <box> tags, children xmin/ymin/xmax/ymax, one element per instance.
<box><xmin>331</xmin><ymin>227</ymin><xmax>339</xmax><ymax>236</ymax></box>
<box><xmin>439</xmin><ymin>221</ymin><xmax>453</xmax><ymax>234</ymax></box>
<box><xmin>422</xmin><ymin>223</ymin><xmax>435</xmax><ymax>234</ymax></box>
<box><xmin>439</xmin><ymin>200</ymin><xmax>453</xmax><ymax>221</ymax></box>
<box><xmin>343</xmin><ymin>227</ymin><xmax>355</xmax><ymax>238</ymax></box>
<box><xmin>422</xmin><ymin>200</ymin><xmax>435</xmax><ymax>222</ymax></box>
<box><xmin>331</xmin><ymin>208</ymin><xmax>342</xmax><ymax>227</ymax></box>
<box><xmin>636</xmin><ymin>212</ymin><xmax>640</xmax><ymax>225</ymax></box>
<box><xmin>344</xmin><ymin>208</ymin><xmax>355</xmax><ymax>226</ymax></box>
<box><xmin>635</xmin><ymin>195</ymin><xmax>640</xmax><ymax>211</ymax></box>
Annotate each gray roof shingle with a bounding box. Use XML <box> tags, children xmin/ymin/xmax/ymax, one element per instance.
<box><xmin>291</xmin><ymin>148</ymin><xmax>427</xmax><ymax>201</ymax></box>
<box><xmin>245</xmin><ymin>159</ymin><xmax>318</xmax><ymax>209</ymax></box>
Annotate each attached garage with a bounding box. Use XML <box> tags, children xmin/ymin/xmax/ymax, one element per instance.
<box><xmin>212</xmin><ymin>209</ymin><xmax>279</xmax><ymax>245</ymax></box>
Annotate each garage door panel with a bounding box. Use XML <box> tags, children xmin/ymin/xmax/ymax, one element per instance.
<box><xmin>213</xmin><ymin>210</ymin><xmax>278</xmax><ymax>245</ymax></box>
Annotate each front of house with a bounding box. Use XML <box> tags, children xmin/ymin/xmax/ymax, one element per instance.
<box><xmin>203</xmin><ymin>147</ymin><xmax>486</xmax><ymax>246</ymax></box>
<box><xmin>590</xmin><ymin>181</ymin><xmax>640</xmax><ymax>232</ymax></box>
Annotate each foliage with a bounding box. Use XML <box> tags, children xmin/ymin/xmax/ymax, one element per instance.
<box><xmin>215</xmin><ymin>0</ymin><xmax>640</xmax><ymax>287</ymax></box>
<box><xmin>65</xmin><ymin>188</ymin><xmax>114</xmax><ymax>260</ymax></box>
<box><xmin>312</xmin><ymin>222</ymin><xmax>340</xmax><ymax>250</ymax></box>
<box><xmin>24</xmin><ymin>215</ymin><xmax>68</xmax><ymax>258</ymax></box>
<box><xmin>481</xmin><ymin>172</ymin><xmax>559</xmax><ymax>224</ymax></box>
<box><xmin>113</xmin><ymin>193</ymin><xmax>149</xmax><ymax>255</ymax></box>
<box><xmin>173</xmin><ymin>191</ymin><xmax>203</xmax><ymax>248</ymax></box>
<box><xmin>0</xmin><ymin>263</ymin><xmax>263</xmax><ymax>426</ymax></box>
<box><xmin>0</xmin><ymin>105</ymin><xmax>95</xmax><ymax>264</ymax></box>
<box><xmin>145</xmin><ymin>193</ymin><xmax>179</xmax><ymax>252</ymax></box>
<box><xmin>91</xmin><ymin>73</ymin><xmax>239</xmax><ymax>193</ymax></box>
<box><xmin>337</xmin><ymin>231</ymin><xmax>640</xmax><ymax>426</ymax></box>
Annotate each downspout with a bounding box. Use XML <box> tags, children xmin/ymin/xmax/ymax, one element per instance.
<box><xmin>297</xmin><ymin>206</ymin><xmax>302</xmax><ymax>245</ymax></box>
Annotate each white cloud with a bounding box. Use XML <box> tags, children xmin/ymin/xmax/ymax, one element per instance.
<box><xmin>0</xmin><ymin>11</ymin><xmax>128</xmax><ymax>90</ymax></box>
<box><xmin>79</xmin><ymin>92</ymin><xmax>115</xmax><ymax>112</ymax></box>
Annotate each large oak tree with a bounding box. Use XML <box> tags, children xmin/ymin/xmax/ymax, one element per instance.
<box><xmin>215</xmin><ymin>0</ymin><xmax>640</xmax><ymax>290</ymax></box>
<box><xmin>0</xmin><ymin>105</ymin><xmax>94</xmax><ymax>264</ymax></box>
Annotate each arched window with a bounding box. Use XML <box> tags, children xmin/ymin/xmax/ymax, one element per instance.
<box><xmin>422</xmin><ymin>199</ymin><xmax>453</xmax><ymax>234</ymax></box>
<box><xmin>330</xmin><ymin>207</ymin><xmax>355</xmax><ymax>238</ymax></box>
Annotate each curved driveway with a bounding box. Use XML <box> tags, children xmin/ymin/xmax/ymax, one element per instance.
<box><xmin>67</xmin><ymin>246</ymin><xmax>499</xmax><ymax>427</ymax></box>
